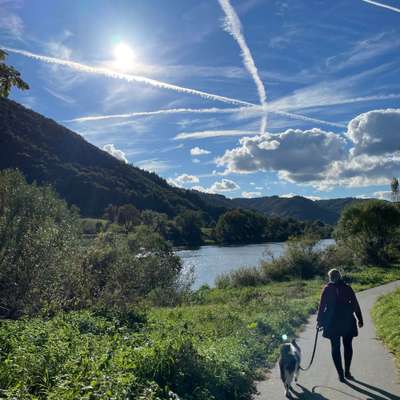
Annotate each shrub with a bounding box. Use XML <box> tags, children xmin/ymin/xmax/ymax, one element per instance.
<box><xmin>261</xmin><ymin>235</ymin><xmax>327</xmax><ymax>282</ymax></box>
<box><xmin>0</xmin><ymin>170</ymin><xmax>84</xmax><ymax>318</ymax></box>
<box><xmin>82</xmin><ymin>225</ymin><xmax>184</xmax><ymax>309</ymax></box>
<box><xmin>334</xmin><ymin>200</ymin><xmax>400</xmax><ymax>266</ymax></box>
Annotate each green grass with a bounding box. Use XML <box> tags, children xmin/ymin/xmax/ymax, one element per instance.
<box><xmin>0</xmin><ymin>267</ymin><xmax>399</xmax><ymax>399</ymax></box>
<box><xmin>372</xmin><ymin>287</ymin><xmax>400</xmax><ymax>371</ymax></box>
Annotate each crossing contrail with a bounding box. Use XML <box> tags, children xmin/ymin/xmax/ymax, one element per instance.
<box><xmin>361</xmin><ymin>0</ymin><xmax>400</xmax><ymax>13</ymax></box>
<box><xmin>3</xmin><ymin>46</ymin><xmax>256</xmax><ymax>107</ymax></box>
<box><xmin>217</xmin><ymin>0</ymin><xmax>268</xmax><ymax>133</ymax></box>
<box><xmin>67</xmin><ymin>106</ymin><xmax>258</xmax><ymax>123</ymax></box>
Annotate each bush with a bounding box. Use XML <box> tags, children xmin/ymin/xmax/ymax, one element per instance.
<box><xmin>82</xmin><ymin>226</ymin><xmax>184</xmax><ymax>309</ymax></box>
<box><xmin>0</xmin><ymin>170</ymin><xmax>84</xmax><ymax>318</ymax></box>
<box><xmin>334</xmin><ymin>200</ymin><xmax>400</xmax><ymax>266</ymax></box>
<box><xmin>261</xmin><ymin>235</ymin><xmax>327</xmax><ymax>282</ymax></box>
<box><xmin>216</xmin><ymin>267</ymin><xmax>263</xmax><ymax>289</ymax></box>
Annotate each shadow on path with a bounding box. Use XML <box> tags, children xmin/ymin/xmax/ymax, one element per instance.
<box><xmin>288</xmin><ymin>384</ymin><xmax>329</xmax><ymax>400</ymax></box>
<box><xmin>345</xmin><ymin>378</ymin><xmax>400</xmax><ymax>400</ymax></box>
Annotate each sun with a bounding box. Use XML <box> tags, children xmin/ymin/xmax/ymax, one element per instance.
<box><xmin>113</xmin><ymin>43</ymin><xmax>135</xmax><ymax>71</ymax></box>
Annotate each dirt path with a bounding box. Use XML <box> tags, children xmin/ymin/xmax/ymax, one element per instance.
<box><xmin>254</xmin><ymin>280</ymin><xmax>400</xmax><ymax>400</ymax></box>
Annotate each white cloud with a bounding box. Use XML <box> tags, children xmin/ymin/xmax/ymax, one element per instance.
<box><xmin>135</xmin><ymin>159</ymin><xmax>173</xmax><ymax>173</ymax></box>
<box><xmin>216</xmin><ymin>108</ymin><xmax>400</xmax><ymax>191</ymax></box>
<box><xmin>192</xmin><ymin>179</ymin><xmax>240</xmax><ymax>194</ymax></box>
<box><xmin>210</xmin><ymin>179</ymin><xmax>240</xmax><ymax>192</ymax></box>
<box><xmin>168</xmin><ymin>174</ymin><xmax>200</xmax><ymax>188</ymax></box>
<box><xmin>190</xmin><ymin>146</ymin><xmax>211</xmax><ymax>156</ymax></box>
<box><xmin>346</xmin><ymin>109</ymin><xmax>400</xmax><ymax>156</ymax></box>
<box><xmin>373</xmin><ymin>190</ymin><xmax>391</xmax><ymax>200</ymax></box>
<box><xmin>102</xmin><ymin>144</ymin><xmax>128</xmax><ymax>163</ymax></box>
<box><xmin>242</xmin><ymin>191</ymin><xmax>262</xmax><ymax>198</ymax></box>
<box><xmin>217</xmin><ymin>129</ymin><xmax>347</xmax><ymax>182</ymax></box>
<box><xmin>192</xmin><ymin>158</ymin><xmax>201</xmax><ymax>164</ymax></box>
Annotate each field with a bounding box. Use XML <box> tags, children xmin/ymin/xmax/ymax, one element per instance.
<box><xmin>1</xmin><ymin>267</ymin><xmax>399</xmax><ymax>400</ymax></box>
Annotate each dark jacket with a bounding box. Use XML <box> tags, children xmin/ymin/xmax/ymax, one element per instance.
<box><xmin>317</xmin><ymin>280</ymin><xmax>363</xmax><ymax>339</ymax></box>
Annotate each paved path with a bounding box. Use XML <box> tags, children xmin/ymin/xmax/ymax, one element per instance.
<box><xmin>255</xmin><ymin>280</ymin><xmax>400</xmax><ymax>400</ymax></box>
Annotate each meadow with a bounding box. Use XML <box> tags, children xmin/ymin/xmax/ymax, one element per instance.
<box><xmin>1</xmin><ymin>268</ymin><xmax>399</xmax><ymax>400</ymax></box>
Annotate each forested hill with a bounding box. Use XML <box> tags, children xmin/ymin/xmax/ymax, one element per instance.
<box><xmin>1</xmin><ymin>98</ymin><xmax>364</xmax><ymax>222</ymax></box>
<box><xmin>0</xmin><ymin>98</ymin><xmax>225</xmax><ymax>218</ymax></box>
<box><xmin>194</xmin><ymin>192</ymin><xmax>365</xmax><ymax>225</ymax></box>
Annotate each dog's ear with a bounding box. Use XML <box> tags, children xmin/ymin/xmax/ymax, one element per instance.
<box><xmin>291</xmin><ymin>339</ymin><xmax>296</xmax><ymax>345</ymax></box>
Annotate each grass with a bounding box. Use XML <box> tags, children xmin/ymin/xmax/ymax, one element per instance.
<box><xmin>372</xmin><ymin>286</ymin><xmax>400</xmax><ymax>371</ymax></box>
<box><xmin>0</xmin><ymin>267</ymin><xmax>399</xmax><ymax>399</ymax></box>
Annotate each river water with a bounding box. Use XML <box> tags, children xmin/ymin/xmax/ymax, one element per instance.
<box><xmin>176</xmin><ymin>239</ymin><xmax>335</xmax><ymax>289</ymax></box>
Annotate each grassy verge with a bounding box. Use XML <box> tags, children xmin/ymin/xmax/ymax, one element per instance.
<box><xmin>371</xmin><ymin>286</ymin><xmax>400</xmax><ymax>371</ymax></box>
<box><xmin>0</xmin><ymin>267</ymin><xmax>399</xmax><ymax>399</ymax></box>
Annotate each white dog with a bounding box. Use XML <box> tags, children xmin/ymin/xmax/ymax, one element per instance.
<box><xmin>279</xmin><ymin>339</ymin><xmax>301</xmax><ymax>397</ymax></box>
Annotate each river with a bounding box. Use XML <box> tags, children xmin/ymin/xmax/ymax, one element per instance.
<box><xmin>176</xmin><ymin>239</ymin><xmax>335</xmax><ymax>289</ymax></box>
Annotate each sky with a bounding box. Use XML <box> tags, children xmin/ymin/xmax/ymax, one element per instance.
<box><xmin>1</xmin><ymin>0</ymin><xmax>400</xmax><ymax>201</ymax></box>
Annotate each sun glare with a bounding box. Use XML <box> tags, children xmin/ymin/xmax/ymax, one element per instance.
<box><xmin>114</xmin><ymin>43</ymin><xmax>135</xmax><ymax>70</ymax></box>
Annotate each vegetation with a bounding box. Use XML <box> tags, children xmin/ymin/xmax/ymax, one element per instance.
<box><xmin>0</xmin><ymin>50</ymin><xmax>29</xmax><ymax>98</ymax></box>
<box><xmin>334</xmin><ymin>200</ymin><xmax>400</xmax><ymax>266</ymax></box>
<box><xmin>1</xmin><ymin>169</ymin><xmax>400</xmax><ymax>399</ymax></box>
<box><xmin>372</xmin><ymin>287</ymin><xmax>400</xmax><ymax>369</ymax></box>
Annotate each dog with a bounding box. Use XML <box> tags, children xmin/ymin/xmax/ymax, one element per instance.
<box><xmin>279</xmin><ymin>339</ymin><xmax>301</xmax><ymax>397</ymax></box>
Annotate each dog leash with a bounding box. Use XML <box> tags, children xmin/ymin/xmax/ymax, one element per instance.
<box><xmin>299</xmin><ymin>326</ymin><xmax>321</xmax><ymax>371</ymax></box>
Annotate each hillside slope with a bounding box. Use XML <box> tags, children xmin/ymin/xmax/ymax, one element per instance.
<box><xmin>0</xmin><ymin>98</ymin><xmax>225</xmax><ymax>218</ymax></box>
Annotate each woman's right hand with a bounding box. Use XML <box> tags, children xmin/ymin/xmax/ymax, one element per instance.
<box><xmin>358</xmin><ymin>320</ymin><xmax>363</xmax><ymax>328</ymax></box>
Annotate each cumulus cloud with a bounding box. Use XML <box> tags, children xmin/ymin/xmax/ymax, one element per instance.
<box><xmin>346</xmin><ymin>109</ymin><xmax>400</xmax><ymax>156</ymax></box>
<box><xmin>190</xmin><ymin>147</ymin><xmax>211</xmax><ymax>156</ymax></box>
<box><xmin>210</xmin><ymin>179</ymin><xmax>240</xmax><ymax>192</ymax></box>
<box><xmin>168</xmin><ymin>174</ymin><xmax>199</xmax><ymax>187</ymax></box>
<box><xmin>102</xmin><ymin>144</ymin><xmax>128</xmax><ymax>163</ymax></box>
<box><xmin>217</xmin><ymin>129</ymin><xmax>347</xmax><ymax>182</ymax></box>
<box><xmin>216</xmin><ymin>108</ymin><xmax>400</xmax><ymax>190</ymax></box>
<box><xmin>242</xmin><ymin>191</ymin><xmax>262</xmax><ymax>198</ymax></box>
<box><xmin>192</xmin><ymin>179</ymin><xmax>240</xmax><ymax>194</ymax></box>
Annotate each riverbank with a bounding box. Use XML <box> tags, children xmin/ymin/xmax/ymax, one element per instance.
<box><xmin>1</xmin><ymin>266</ymin><xmax>399</xmax><ymax>399</ymax></box>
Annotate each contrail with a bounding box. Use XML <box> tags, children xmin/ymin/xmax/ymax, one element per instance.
<box><xmin>273</xmin><ymin>111</ymin><xmax>346</xmax><ymax>128</ymax></box>
<box><xmin>217</xmin><ymin>0</ymin><xmax>268</xmax><ymax>132</ymax></box>
<box><xmin>174</xmin><ymin>129</ymin><xmax>259</xmax><ymax>140</ymax></box>
<box><xmin>361</xmin><ymin>0</ymin><xmax>400</xmax><ymax>13</ymax></box>
<box><xmin>3</xmin><ymin>46</ymin><xmax>255</xmax><ymax>107</ymax></box>
<box><xmin>4</xmin><ymin>47</ymin><xmax>345</xmax><ymax>129</ymax></box>
<box><xmin>67</xmin><ymin>106</ymin><xmax>258</xmax><ymax>123</ymax></box>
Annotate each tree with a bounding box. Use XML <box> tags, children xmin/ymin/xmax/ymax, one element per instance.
<box><xmin>174</xmin><ymin>210</ymin><xmax>203</xmax><ymax>245</ymax></box>
<box><xmin>0</xmin><ymin>50</ymin><xmax>29</xmax><ymax>98</ymax></box>
<box><xmin>334</xmin><ymin>200</ymin><xmax>400</xmax><ymax>265</ymax></box>
<box><xmin>116</xmin><ymin>204</ymin><xmax>141</xmax><ymax>232</ymax></box>
<box><xmin>0</xmin><ymin>170</ymin><xmax>83</xmax><ymax>317</ymax></box>
<box><xmin>82</xmin><ymin>226</ymin><xmax>183</xmax><ymax>307</ymax></box>
<box><xmin>391</xmin><ymin>177</ymin><xmax>399</xmax><ymax>203</ymax></box>
<box><xmin>215</xmin><ymin>209</ymin><xmax>267</xmax><ymax>244</ymax></box>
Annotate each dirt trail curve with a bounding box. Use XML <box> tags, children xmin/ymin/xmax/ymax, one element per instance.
<box><xmin>254</xmin><ymin>280</ymin><xmax>400</xmax><ymax>400</ymax></box>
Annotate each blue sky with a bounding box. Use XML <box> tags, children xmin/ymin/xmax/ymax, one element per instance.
<box><xmin>1</xmin><ymin>0</ymin><xmax>400</xmax><ymax>200</ymax></box>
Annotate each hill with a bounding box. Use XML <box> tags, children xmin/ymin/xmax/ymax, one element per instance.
<box><xmin>196</xmin><ymin>192</ymin><xmax>362</xmax><ymax>224</ymax></box>
<box><xmin>0</xmin><ymin>98</ymin><xmax>225</xmax><ymax>218</ymax></box>
<box><xmin>1</xmin><ymin>98</ymin><xmax>365</xmax><ymax>223</ymax></box>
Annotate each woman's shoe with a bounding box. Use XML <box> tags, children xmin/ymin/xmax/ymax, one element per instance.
<box><xmin>345</xmin><ymin>372</ymin><xmax>354</xmax><ymax>380</ymax></box>
<box><xmin>338</xmin><ymin>373</ymin><xmax>346</xmax><ymax>382</ymax></box>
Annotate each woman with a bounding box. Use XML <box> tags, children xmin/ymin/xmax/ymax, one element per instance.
<box><xmin>317</xmin><ymin>269</ymin><xmax>363</xmax><ymax>382</ymax></box>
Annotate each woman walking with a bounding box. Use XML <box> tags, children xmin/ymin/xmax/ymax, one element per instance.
<box><xmin>317</xmin><ymin>269</ymin><xmax>363</xmax><ymax>382</ymax></box>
